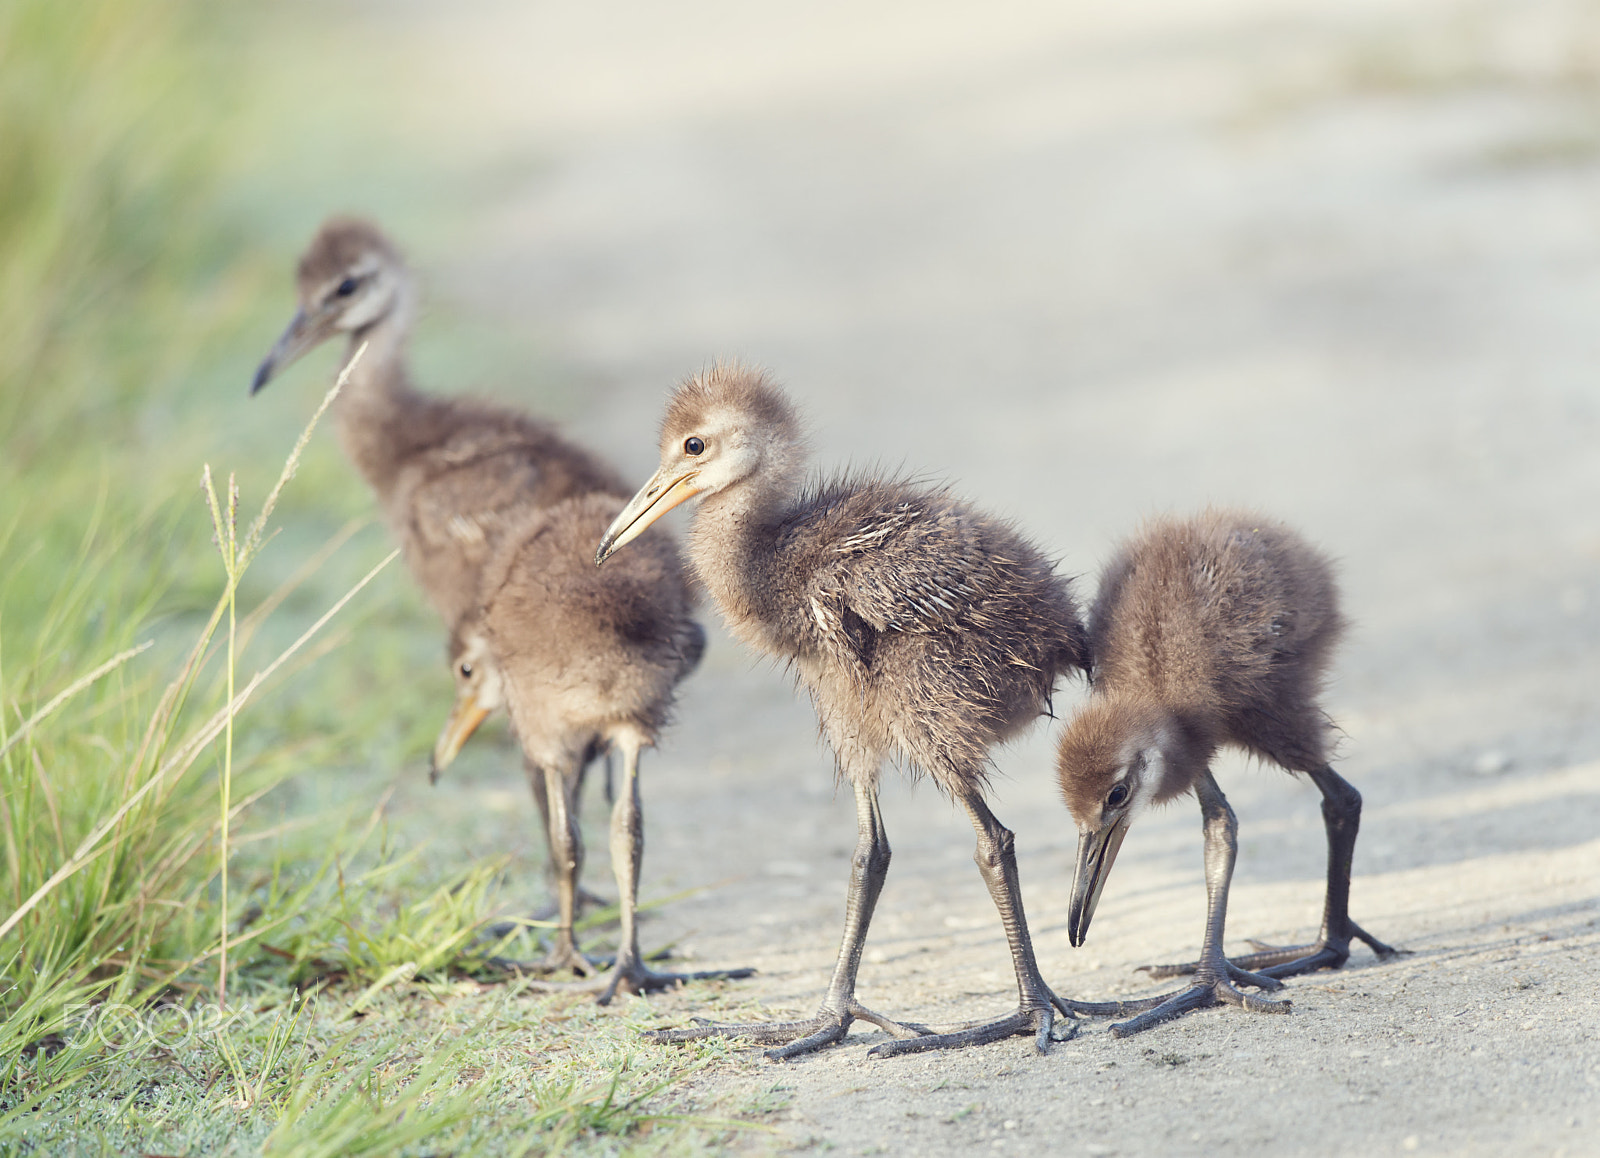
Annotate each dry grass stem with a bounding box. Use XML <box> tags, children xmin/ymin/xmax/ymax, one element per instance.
<box><xmin>0</xmin><ymin>641</ymin><xmax>154</xmax><ymax>761</ymax></box>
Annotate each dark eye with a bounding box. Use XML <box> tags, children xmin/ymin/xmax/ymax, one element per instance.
<box><xmin>1107</xmin><ymin>783</ymin><xmax>1130</xmax><ymax>809</ymax></box>
<box><xmin>683</xmin><ymin>436</ymin><xmax>705</xmax><ymax>456</ymax></box>
<box><xmin>459</xmin><ymin>662</ymin><xmax>473</xmax><ymax>678</ymax></box>
<box><xmin>335</xmin><ymin>276</ymin><xmax>359</xmax><ymax>297</ymax></box>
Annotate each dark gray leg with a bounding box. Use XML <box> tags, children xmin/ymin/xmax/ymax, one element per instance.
<box><xmin>1104</xmin><ymin>769</ymin><xmax>1289</xmax><ymax>1038</ymax></box>
<box><xmin>1142</xmin><ymin>764</ymin><xmax>1402</xmax><ymax>981</ymax></box>
<box><xmin>647</xmin><ymin>776</ymin><xmax>930</xmax><ymax>1059</ymax></box>
<box><xmin>592</xmin><ymin>733</ymin><xmax>754</xmax><ymax>1003</ymax></box>
<box><xmin>870</xmin><ymin>792</ymin><xmax>1083</xmax><ymax>1057</ymax></box>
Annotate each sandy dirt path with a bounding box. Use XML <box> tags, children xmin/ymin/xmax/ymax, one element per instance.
<box><xmin>351</xmin><ymin>1</ymin><xmax>1599</xmax><ymax>1152</ymax></box>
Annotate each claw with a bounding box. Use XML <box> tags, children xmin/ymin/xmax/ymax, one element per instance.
<box><xmin>868</xmin><ymin>1003</ymin><xmax>1056</xmax><ymax>1058</ymax></box>
<box><xmin>1136</xmin><ymin>923</ymin><xmax>1406</xmax><ymax>983</ymax></box>
<box><xmin>647</xmin><ymin>1008</ymin><xmax>857</xmax><ymax>1054</ymax></box>
<box><xmin>1108</xmin><ymin>976</ymin><xmax>1290</xmax><ymax>1038</ymax></box>
<box><xmin>596</xmin><ymin>961</ymin><xmax>756</xmax><ymax>1006</ymax></box>
<box><xmin>767</xmin><ymin>1021</ymin><xmax>850</xmax><ymax>1061</ymax></box>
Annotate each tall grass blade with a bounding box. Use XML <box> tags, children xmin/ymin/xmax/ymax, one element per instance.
<box><xmin>0</xmin><ymin>641</ymin><xmax>153</xmax><ymax>761</ymax></box>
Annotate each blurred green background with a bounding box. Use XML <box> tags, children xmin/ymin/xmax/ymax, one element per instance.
<box><xmin>0</xmin><ymin>3</ymin><xmax>712</xmax><ymax>1152</ymax></box>
<box><xmin>0</xmin><ymin>0</ymin><xmax>549</xmax><ymax>780</ymax></box>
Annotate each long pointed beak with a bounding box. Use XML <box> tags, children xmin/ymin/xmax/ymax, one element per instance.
<box><xmin>251</xmin><ymin>307</ymin><xmax>318</xmax><ymax>395</ymax></box>
<box><xmin>429</xmin><ymin>691</ymin><xmax>491</xmax><ymax>785</ymax></box>
<box><xmin>594</xmin><ymin>465</ymin><xmax>703</xmax><ymax>566</ymax></box>
<box><xmin>1068</xmin><ymin>815</ymin><xmax>1131</xmax><ymax>947</ymax></box>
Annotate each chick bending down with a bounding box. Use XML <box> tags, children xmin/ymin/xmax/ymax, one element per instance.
<box><xmin>431</xmin><ymin>492</ymin><xmax>754</xmax><ymax>1002</ymax></box>
<box><xmin>1056</xmin><ymin>509</ymin><xmax>1401</xmax><ymax>1038</ymax></box>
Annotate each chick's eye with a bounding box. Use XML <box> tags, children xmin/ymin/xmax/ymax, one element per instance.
<box><xmin>683</xmin><ymin>436</ymin><xmax>705</xmax><ymax>456</ymax></box>
<box><xmin>459</xmin><ymin>662</ymin><xmax>473</xmax><ymax>678</ymax></box>
<box><xmin>335</xmin><ymin>277</ymin><xmax>359</xmax><ymax>297</ymax></box>
<box><xmin>1107</xmin><ymin>783</ymin><xmax>1130</xmax><ymax>809</ymax></box>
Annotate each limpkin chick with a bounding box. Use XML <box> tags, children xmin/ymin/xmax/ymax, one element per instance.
<box><xmin>435</xmin><ymin>624</ymin><xmax>611</xmax><ymax>917</ymax></box>
<box><xmin>431</xmin><ymin>492</ymin><xmax>753</xmax><ymax>1002</ymax></box>
<box><xmin>251</xmin><ymin>217</ymin><xmax>627</xmax><ymax>631</ymax></box>
<box><xmin>1057</xmin><ymin>509</ymin><xmax>1401</xmax><ymax>1038</ymax></box>
<box><xmin>252</xmin><ymin>217</ymin><xmax>629</xmax><ymax>929</ymax></box>
<box><xmin>595</xmin><ymin>364</ymin><xmax>1091</xmax><ymax>1059</ymax></box>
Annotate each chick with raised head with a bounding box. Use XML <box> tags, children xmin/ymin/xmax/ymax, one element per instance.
<box><xmin>252</xmin><ymin>218</ymin><xmax>629</xmax><ymax>929</ymax></box>
<box><xmin>1057</xmin><ymin>510</ymin><xmax>1400</xmax><ymax>1037</ymax></box>
<box><xmin>252</xmin><ymin>217</ymin><xmax>626</xmax><ymax>630</ymax></box>
<box><xmin>594</xmin><ymin>364</ymin><xmax>1091</xmax><ymax>1058</ymax></box>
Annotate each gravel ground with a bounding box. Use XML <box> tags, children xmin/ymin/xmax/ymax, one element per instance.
<box><xmin>350</xmin><ymin>1</ymin><xmax>1600</xmax><ymax>1153</ymax></box>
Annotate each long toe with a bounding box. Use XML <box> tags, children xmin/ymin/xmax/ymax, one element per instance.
<box><xmin>1108</xmin><ymin>974</ymin><xmax>1291</xmax><ymax>1039</ymax></box>
<box><xmin>645</xmin><ymin>1015</ymin><xmax>831</xmax><ymax>1047</ymax></box>
<box><xmin>1255</xmin><ymin>943</ymin><xmax>1349</xmax><ymax>980</ymax></box>
<box><xmin>1212</xmin><ymin>977</ymin><xmax>1292</xmax><ymax>1015</ymax></box>
<box><xmin>867</xmin><ymin>1001</ymin><xmax>1066</xmax><ymax>1059</ymax></box>
<box><xmin>1223</xmin><ymin>959</ymin><xmax>1285</xmax><ymax>991</ymax></box>
<box><xmin>1236</xmin><ymin>932</ymin><xmax>1358</xmax><ymax>971</ymax></box>
<box><xmin>846</xmin><ymin>1001</ymin><xmax>935</xmax><ymax>1040</ymax></box>
<box><xmin>1349</xmin><ymin>921</ymin><xmax>1407</xmax><ymax>961</ymax></box>
<box><xmin>646</xmin><ymin>1004</ymin><xmax>863</xmax><ymax>1055</ymax></box>
<box><xmin>1108</xmin><ymin>983</ymin><xmax>1219</xmax><ymax>1038</ymax></box>
<box><xmin>1056</xmin><ymin>994</ymin><xmax>1169</xmax><ymax>1017</ymax></box>
<box><xmin>869</xmin><ymin>1011</ymin><xmax>1031</xmax><ymax>1058</ymax></box>
<box><xmin>765</xmin><ymin>1019</ymin><xmax>852</xmax><ymax>1061</ymax></box>
<box><xmin>1136</xmin><ymin>959</ymin><xmax>1200</xmax><ymax>980</ymax></box>
<box><xmin>1244</xmin><ymin>920</ymin><xmax>1407</xmax><ymax>978</ymax></box>
<box><xmin>1140</xmin><ymin>939</ymin><xmax>1343</xmax><ymax>980</ymax></box>
<box><xmin>597</xmin><ymin>961</ymin><xmax>758</xmax><ymax>1006</ymax></box>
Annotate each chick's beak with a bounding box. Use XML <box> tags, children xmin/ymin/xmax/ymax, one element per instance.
<box><xmin>251</xmin><ymin>307</ymin><xmax>321</xmax><ymax>395</ymax></box>
<box><xmin>429</xmin><ymin>690</ymin><xmax>491</xmax><ymax>785</ymax></box>
<box><xmin>1068</xmin><ymin>815</ymin><xmax>1131</xmax><ymax>948</ymax></box>
<box><xmin>594</xmin><ymin>464</ymin><xmax>703</xmax><ymax>566</ymax></box>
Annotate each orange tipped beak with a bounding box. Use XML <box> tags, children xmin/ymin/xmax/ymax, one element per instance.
<box><xmin>594</xmin><ymin>466</ymin><xmax>703</xmax><ymax>566</ymax></box>
<box><xmin>429</xmin><ymin>691</ymin><xmax>491</xmax><ymax>784</ymax></box>
<box><xmin>1068</xmin><ymin>815</ymin><xmax>1131</xmax><ymax>947</ymax></box>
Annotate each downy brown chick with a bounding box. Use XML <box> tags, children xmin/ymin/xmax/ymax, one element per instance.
<box><xmin>252</xmin><ymin>218</ymin><xmax>631</xmax><ymax>930</ymax></box>
<box><xmin>251</xmin><ymin>217</ymin><xmax>626</xmax><ymax>629</ymax></box>
<box><xmin>595</xmin><ymin>364</ymin><xmax>1091</xmax><ymax>1059</ymax></box>
<box><xmin>432</xmin><ymin>492</ymin><xmax>751</xmax><ymax>1001</ymax></box>
<box><xmin>1057</xmin><ymin>510</ymin><xmax>1400</xmax><ymax>1037</ymax></box>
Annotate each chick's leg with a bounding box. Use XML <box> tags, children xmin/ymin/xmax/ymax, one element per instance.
<box><xmin>592</xmin><ymin>732</ymin><xmax>755</xmax><ymax>1004</ymax></box>
<box><xmin>535</xmin><ymin>757</ymin><xmax>597</xmax><ymax>975</ymax></box>
<box><xmin>1108</xmin><ymin>769</ymin><xmax>1289</xmax><ymax>1037</ymax></box>
<box><xmin>648</xmin><ymin>774</ymin><xmax>929</xmax><ymax>1059</ymax></box>
<box><xmin>535</xmin><ymin>755</ymin><xmax>611</xmax><ymax>915</ymax></box>
<box><xmin>871</xmin><ymin>791</ymin><xmax>1086</xmax><ymax>1057</ymax></box>
<box><xmin>1141</xmin><ymin>764</ymin><xmax>1402</xmax><ymax>981</ymax></box>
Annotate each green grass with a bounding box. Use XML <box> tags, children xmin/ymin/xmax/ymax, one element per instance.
<box><xmin>0</xmin><ymin>1</ymin><xmax>765</xmax><ymax>1152</ymax></box>
<box><xmin>9</xmin><ymin>981</ymin><xmax>754</xmax><ymax>1157</ymax></box>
